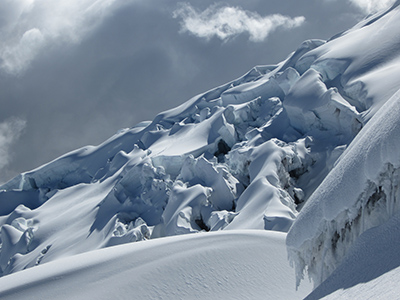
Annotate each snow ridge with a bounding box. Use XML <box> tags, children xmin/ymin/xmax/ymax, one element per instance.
<box><xmin>287</xmin><ymin>1</ymin><xmax>400</xmax><ymax>288</ymax></box>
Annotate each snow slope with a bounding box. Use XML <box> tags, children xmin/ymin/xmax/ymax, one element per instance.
<box><xmin>0</xmin><ymin>230</ymin><xmax>312</xmax><ymax>300</ymax></box>
<box><xmin>287</xmin><ymin>0</ymin><xmax>400</xmax><ymax>289</ymax></box>
<box><xmin>305</xmin><ymin>211</ymin><xmax>400</xmax><ymax>299</ymax></box>
<box><xmin>1</xmin><ymin>1</ymin><xmax>400</xmax><ymax>298</ymax></box>
<box><xmin>287</xmin><ymin>86</ymin><xmax>400</xmax><ymax>287</ymax></box>
<box><xmin>0</xmin><ymin>37</ymin><xmax>361</xmax><ymax>276</ymax></box>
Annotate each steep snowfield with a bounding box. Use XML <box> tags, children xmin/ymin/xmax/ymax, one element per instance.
<box><xmin>294</xmin><ymin>1</ymin><xmax>400</xmax><ymax>119</ymax></box>
<box><xmin>1</xmin><ymin>0</ymin><xmax>400</xmax><ymax>298</ymax></box>
<box><xmin>0</xmin><ymin>230</ymin><xmax>312</xmax><ymax>300</ymax></box>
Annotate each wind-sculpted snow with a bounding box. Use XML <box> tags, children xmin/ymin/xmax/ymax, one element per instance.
<box><xmin>295</xmin><ymin>0</ymin><xmax>400</xmax><ymax>118</ymax></box>
<box><xmin>0</xmin><ymin>231</ymin><xmax>313</xmax><ymax>300</ymax></box>
<box><xmin>284</xmin><ymin>68</ymin><xmax>362</xmax><ymax>141</ymax></box>
<box><xmin>1</xmin><ymin>2</ymin><xmax>400</xmax><ymax>285</ymax></box>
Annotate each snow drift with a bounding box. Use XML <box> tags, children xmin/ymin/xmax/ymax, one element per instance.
<box><xmin>0</xmin><ymin>230</ymin><xmax>312</xmax><ymax>300</ymax></box>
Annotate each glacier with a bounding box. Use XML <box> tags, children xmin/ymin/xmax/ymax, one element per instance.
<box><xmin>0</xmin><ymin>35</ymin><xmax>361</xmax><ymax>277</ymax></box>
<box><xmin>1</xmin><ymin>0</ymin><xmax>400</xmax><ymax>298</ymax></box>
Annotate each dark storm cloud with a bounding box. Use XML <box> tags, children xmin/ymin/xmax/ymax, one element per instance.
<box><xmin>0</xmin><ymin>0</ymin><xmax>390</xmax><ymax>183</ymax></box>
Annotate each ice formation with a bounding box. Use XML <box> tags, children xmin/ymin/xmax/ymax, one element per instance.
<box><xmin>0</xmin><ymin>50</ymin><xmax>349</xmax><ymax>275</ymax></box>
<box><xmin>287</xmin><ymin>0</ymin><xmax>400</xmax><ymax>288</ymax></box>
<box><xmin>1</xmin><ymin>2</ymin><xmax>400</xmax><ymax>293</ymax></box>
<box><xmin>287</xmin><ymin>88</ymin><xmax>400</xmax><ymax>288</ymax></box>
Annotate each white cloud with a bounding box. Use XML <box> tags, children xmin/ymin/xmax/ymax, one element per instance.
<box><xmin>173</xmin><ymin>3</ymin><xmax>305</xmax><ymax>42</ymax></box>
<box><xmin>349</xmin><ymin>0</ymin><xmax>396</xmax><ymax>14</ymax></box>
<box><xmin>1</xmin><ymin>28</ymin><xmax>44</xmax><ymax>74</ymax></box>
<box><xmin>0</xmin><ymin>0</ymin><xmax>127</xmax><ymax>75</ymax></box>
<box><xmin>0</xmin><ymin>117</ymin><xmax>26</xmax><ymax>172</ymax></box>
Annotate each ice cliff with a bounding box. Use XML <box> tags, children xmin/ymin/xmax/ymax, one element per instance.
<box><xmin>1</xmin><ymin>1</ymin><xmax>400</xmax><ymax>290</ymax></box>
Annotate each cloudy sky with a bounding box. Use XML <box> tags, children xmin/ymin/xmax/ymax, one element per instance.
<box><xmin>0</xmin><ymin>0</ymin><xmax>396</xmax><ymax>183</ymax></box>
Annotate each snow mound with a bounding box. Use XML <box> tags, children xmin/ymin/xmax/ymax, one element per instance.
<box><xmin>0</xmin><ymin>230</ymin><xmax>312</xmax><ymax>300</ymax></box>
<box><xmin>295</xmin><ymin>0</ymin><xmax>400</xmax><ymax>118</ymax></box>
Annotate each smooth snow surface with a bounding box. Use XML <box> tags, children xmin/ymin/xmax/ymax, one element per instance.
<box><xmin>0</xmin><ymin>230</ymin><xmax>312</xmax><ymax>300</ymax></box>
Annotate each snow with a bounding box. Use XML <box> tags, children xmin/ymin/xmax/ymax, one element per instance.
<box><xmin>283</xmin><ymin>68</ymin><xmax>361</xmax><ymax>142</ymax></box>
<box><xmin>0</xmin><ymin>230</ymin><xmax>312</xmax><ymax>300</ymax></box>
<box><xmin>287</xmin><ymin>1</ymin><xmax>400</xmax><ymax>289</ymax></box>
<box><xmin>1</xmin><ymin>1</ymin><xmax>400</xmax><ymax>298</ymax></box>
<box><xmin>2</xmin><ymin>34</ymin><xmax>347</xmax><ymax>275</ymax></box>
<box><xmin>306</xmin><ymin>210</ymin><xmax>400</xmax><ymax>299</ymax></box>
<box><xmin>294</xmin><ymin>0</ymin><xmax>400</xmax><ymax>117</ymax></box>
<box><xmin>287</xmin><ymin>86</ymin><xmax>400</xmax><ymax>288</ymax></box>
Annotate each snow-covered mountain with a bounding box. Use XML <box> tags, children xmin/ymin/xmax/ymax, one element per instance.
<box><xmin>1</xmin><ymin>1</ymin><xmax>400</xmax><ymax>298</ymax></box>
